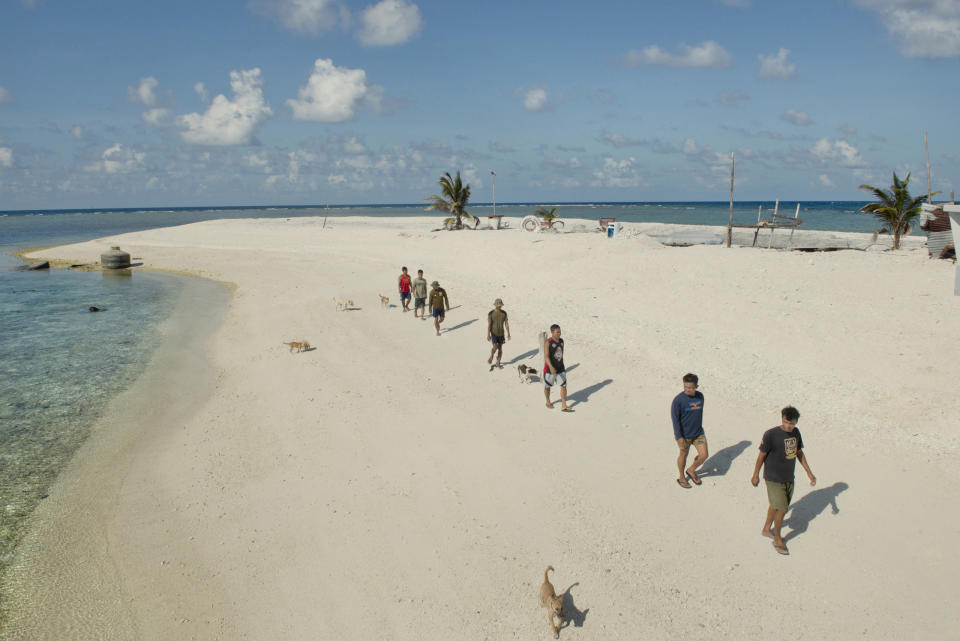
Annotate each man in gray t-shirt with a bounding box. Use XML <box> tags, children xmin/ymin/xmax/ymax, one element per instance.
<box><xmin>412</xmin><ymin>269</ymin><xmax>428</xmax><ymax>320</ymax></box>
<box><xmin>750</xmin><ymin>406</ymin><xmax>817</xmax><ymax>555</ymax></box>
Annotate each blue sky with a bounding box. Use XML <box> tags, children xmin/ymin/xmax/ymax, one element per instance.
<box><xmin>1</xmin><ymin>0</ymin><xmax>958</xmax><ymax>209</ymax></box>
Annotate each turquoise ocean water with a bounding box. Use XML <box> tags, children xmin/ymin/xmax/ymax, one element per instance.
<box><xmin>0</xmin><ymin>200</ymin><xmax>875</xmax><ymax>582</ymax></box>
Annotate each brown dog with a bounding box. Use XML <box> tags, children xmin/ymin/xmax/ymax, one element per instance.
<box><xmin>283</xmin><ymin>340</ymin><xmax>310</xmax><ymax>353</ymax></box>
<box><xmin>378</xmin><ymin>294</ymin><xmax>389</xmax><ymax>308</ymax></box>
<box><xmin>539</xmin><ymin>566</ymin><xmax>563</xmax><ymax>638</ymax></box>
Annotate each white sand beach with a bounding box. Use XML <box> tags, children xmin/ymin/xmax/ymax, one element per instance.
<box><xmin>6</xmin><ymin>216</ymin><xmax>960</xmax><ymax>640</ymax></box>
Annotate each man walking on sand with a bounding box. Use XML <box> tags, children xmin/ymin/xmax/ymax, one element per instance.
<box><xmin>428</xmin><ymin>280</ymin><xmax>450</xmax><ymax>336</ymax></box>
<box><xmin>412</xmin><ymin>269</ymin><xmax>428</xmax><ymax>320</ymax></box>
<box><xmin>543</xmin><ymin>324</ymin><xmax>570</xmax><ymax>411</ymax></box>
<box><xmin>750</xmin><ymin>405</ymin><xmax>817</xmax><ymax>556</ymax></box>
<box><xmin>486</xmin><ymin>298</ymin><xmax>510</xmax><ymax>368</ymax></box>
<box><xmin>398</xmin><ymin>266</ymin><xmax>412</xmax><ymax>312</ymax></box>
<box><xmin>672</xmin><ymin>373</ymin><xmax>708</xmax><ymax>489</ymax></box>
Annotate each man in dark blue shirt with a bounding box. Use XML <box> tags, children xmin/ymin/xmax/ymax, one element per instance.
<box><xmin>671</xmin><ymin>373</ymin><xmax>708</xmax><ymax>488</ymax></box>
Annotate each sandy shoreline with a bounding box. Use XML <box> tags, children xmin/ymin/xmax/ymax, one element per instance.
<box><xmin>5</xmin><ymin>216</ymin><xmax>960</xmax><ymax>640</ymax></box>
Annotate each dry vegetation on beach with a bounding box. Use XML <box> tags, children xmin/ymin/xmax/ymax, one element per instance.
<box><xmin>5</xmin><ymin>216</ymin><xmax>959</xmax><ymax>641</ymax></box>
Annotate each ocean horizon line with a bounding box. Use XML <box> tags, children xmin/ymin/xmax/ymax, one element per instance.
<box><xmin>1</xmin><ymin>199</ymin><xmax>873</xmax><ymax>217</ymax></box>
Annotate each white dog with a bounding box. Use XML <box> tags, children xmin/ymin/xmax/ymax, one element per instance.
<box><xmin>333</xmin><ymin>297</ymin><xmax>353</xmax><ymax>311</ymax></box>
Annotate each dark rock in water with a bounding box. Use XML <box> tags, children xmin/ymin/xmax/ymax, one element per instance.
<box><xmin>89</xmin><ymin>306</ymin><xmax>103</xmax><ymax>312</ymax></box>
<box><xmin>13</xmin><ymin>261</ymin><xmax>50</xmax><ymax>271</ymax></box>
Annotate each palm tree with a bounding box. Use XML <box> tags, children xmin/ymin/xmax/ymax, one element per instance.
<box><xmin>858</xmin><ymin>172</ymin><xmax>936</xmax><ymax>250</ymax></box>
<box><xmin>425</xmin><ymin>171</ymin><xmax>474</xmax><ymax>230</ymax></box>
<box><xmin>534</xmin><ymin>205</ymin><xmax>560</xmax><ymax>222</ymax></box>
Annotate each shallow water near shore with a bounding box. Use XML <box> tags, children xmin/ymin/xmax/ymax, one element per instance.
<box><xmin>0</xmin><ymin>266</ymin><xmax>183</xmax><ymax>586</ymax></box>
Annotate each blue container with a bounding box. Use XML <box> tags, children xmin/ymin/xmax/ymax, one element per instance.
<box><xmin>607</xmin><ymin>222</ymin><xmax>615</xmax><ymax>238</ymax></box>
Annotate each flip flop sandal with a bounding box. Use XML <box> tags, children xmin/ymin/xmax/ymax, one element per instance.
<box><xmin>687</xmin><ymin>473</ymin><xmax>702</xmax><ymax>486</ymax></box>
<box><xmin>676</xmin><ymin>478</ymin><xmax>692</xmax><ymax>489</ymax></box>
<box><xmin>772</xmin><ymin>541</ymin><xmax>790</xmax><ymax>555</ymax></box>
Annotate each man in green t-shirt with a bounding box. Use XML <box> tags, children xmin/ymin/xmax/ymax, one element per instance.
<box><xmin>428</xmin><ymin>281</ymin><xmax>450</xmax><ymax>336</ymax></box>
<box><xmin>486</xmin><ymin>298</ymin><xmax>511</xmax><ymax>368</ymax></box>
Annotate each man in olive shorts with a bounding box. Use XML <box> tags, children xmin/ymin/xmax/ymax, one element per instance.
<box><xmin>671</xmin><ymin>373</ymin><xmax>708</xmax><ymax>488</ymax></box>
<box><xmin>750</xmin><ymin>405</ymin><xmax>817</xmax><ymax>555</ymax></box>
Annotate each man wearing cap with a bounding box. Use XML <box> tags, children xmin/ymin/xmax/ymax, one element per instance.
<box><xmin>487</xmin><ymin>298</ymin><xmax>511</xmax><ymax>368</ymax></box>
<box><xmin>428</xmin><ymin>280</ymin><xmax>450</xmax><ymax>336</ymax></box>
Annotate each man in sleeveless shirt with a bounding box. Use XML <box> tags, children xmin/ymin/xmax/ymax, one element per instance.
<box><xmin>486</xmin><ymin>298</ymin><xmax>511</xmax><ymax>368</ymax></box>
<box><xmin>398</xmin><ymin>266</ymin><xmax>412</xmax><ymax>312</ymax></box>
<box><xmin>543</xmin><ymin>324</ymin><xmax>570</xmax><ymax>411</ymax></box>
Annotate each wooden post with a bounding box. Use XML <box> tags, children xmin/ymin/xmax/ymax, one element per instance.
<box><xmin>726</xmin><ymin>152</ymin><xmax>735</xmax><ymax>248</ymax></box>
<box><xmin>788</xmin><ymin>203</ymin><xmax>800</xmax><ymax>246</ymax></box>
<box><xmin>768</xmin><ymin>199</ymin><xmax>779</xmax><ymax>249</ymax></box>
<box><xmin>925</xmin><ymin>131</ymin><xmax>932</xmax><ymax>203</ymax></box>
<box><xmin>752</xmin><ymin>205</ymin><xmax>762</xmax><ymax>247</ymax></box>
<box><xmin>323</xmin><ymin>203</ymin><xmax>329</xmax><ymax>229</ymax></box>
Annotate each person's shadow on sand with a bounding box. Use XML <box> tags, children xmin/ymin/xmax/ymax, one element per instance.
<box><xmin>505</xmin><ymin>348</ymin><xmax>539</xmax><ymax>365</ymax></box>
<box><xmin>698</xmin><ymin>440</ymin><xmax>751</xmax><ymax>478</ymax></box>
<box><xmin>783</xmin><ymin>481</ymin><xmax>849</xmax><ymax>543</ymax></box>
<box><xmin>444</xmin><ymin>318</ymin><xmax>478</xmax><ymax>332</ymax></box>
<box><xmin>567</xmin><ymin>378</ymin><xmax>612</xmax><ymax>407</ymax></box>
<box><xmin>560</xmin><ymin>583</ymin><xmax>589</xmax><ymax>632</ymax></box>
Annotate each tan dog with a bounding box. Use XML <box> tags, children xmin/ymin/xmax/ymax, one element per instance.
<box><xmin>540</xmin><ymin>566</ymin><xmax>563</xmax><ymax>639</ymax></box>
<box><xmin>378</xmin><ymin>294</ymin><xmax>389</xmax><ymax>308</ymax></box>
<box><xmin>283</xmin><ymin>340</ymin><xmax>310</xmax><ymax>353</ymax></box>
<box><xmin>333</xmin><ymin>297</ymin><xmax>353</xmax><ymax>311</ymax></box>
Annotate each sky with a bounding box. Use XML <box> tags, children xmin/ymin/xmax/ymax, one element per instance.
<box><xmin>1</xmin><ymin>0</ymin><xmax>959</xmax><ymax>210</ymax></box>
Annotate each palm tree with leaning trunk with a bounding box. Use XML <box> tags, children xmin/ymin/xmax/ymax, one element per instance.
<box><xmin>858</xmin><ymin>171</ymin><xmax>936</xmax><ymax>250</ymax></box>
<box><xmin>425</xmin><ymin>171</ymin><xmax>474</xmax><ymax>230</ymax></box>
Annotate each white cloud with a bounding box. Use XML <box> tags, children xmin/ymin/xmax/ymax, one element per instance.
<box><xmin>782</xmin><ymin>109</ymin><xmax>813</xmax><ymax>126</ymax></box>
<box><xmin>178</xmin><ymin>68</ymin><xmax>273</xmax><ymax>145</ymax></box>
<box><xmin>142</xmin><ymin>107</ymin><xmax>172</xmax><ymax>127</ymax></box>
<box><xmin>812</xmin><ymin>138</ymin><xmax>866</xmax><ymax>166</ymax></box>
<box><xmin>600</xmin><ymin>132</ymin><xmax>646</xmax><ymax>148</ymax></box>
<box><xmin>522</xmin><ymin>87</ymin><xmax>549</xmax><ymax>112</ymax></box>
<box><xmin>625</xmin><ymin>41</ymin><xmax>732</xmax><ymax>68</ymax></box>
<box><xmin>344</xmin><ymin>136</ymin><xmax>366</xmax><ymax>153</ymax></box>
<box><xmin>0</xmin><ymin>86</ymin><xmax>11</xmax><ymax>103</ymax></box>
<box><xmin>591</xmin><ymin>156</ymin><xmax>642</xmax><ymax>188</ymax></box>
<box><xmin>757</xmin><ymin>48</ymin><xmax>796</xmax><ymax>78</ymax></box>
<box><xmin>87</xmin><ymin>143</ymin><xmax>145</xmax><ymax>174</ymax></box>
<box><xmin>818</xmin><ymin>174</ymin><xmax>835</xmax><ymax>187</ymax></box>
<box><xmin>71</xmin><ymin>125</ymin><xmax>84</xmax><ymax>140</ymax></box>
<box><xmin>357</xmin><ymin>0</ymin><xmax>421</xmax><ymax>46</ymax></box>
<box><xmin>194</xmin><ymin>82</ymin><xmax>208</xmax><ymax>102</ymax></box>
<box><xmin>247</xmin><ymin>151</ymin><xmax>269</xmax><ymax>168</ymax></box>
<box><xmin>0</xmin><ymin>147</ymin><xmax>12</xmax><ymax>168</ymax></box>
<box><xmin>128</xmin><ymin>77</ymin><xmax>159</xmax><ymax>106</ymax></box>
<box><xmin>286</xmin><ymin>58</ymin><xmax>380</xmax><ymax>122</ymax></box>
<box><xmin>248</xmin><ymin>0</ymin><xmax>348</xmax><ymax>34</ymax></box>
<box><xmin>682</xmin><ymin>138</ymin><xmax>698</xmax><ymax>154</ymax></box>
<box><xmin>719</xmin><ymin>89</ymin><xmax>748</xmax><ymax>105</ymax></box>
<box><xmin>854</xmin><ymin>0</ymin><xmax>960</xmax><ymax>57</ymax></box>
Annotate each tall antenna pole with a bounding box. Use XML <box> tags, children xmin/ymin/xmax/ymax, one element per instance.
<box><xmin>726</xmin><ymin>152</ymin><xmax>735</xmax><ymax>248</ymax></box>
<box><xmin>925</xmin><ymin>130</ymin><xmax>932</xmax><ymax>203</ymax></box>
<box><xmin>490</xmin><ymin>170</ymin><xmax>496</xmax><ymax>217</ymax></box>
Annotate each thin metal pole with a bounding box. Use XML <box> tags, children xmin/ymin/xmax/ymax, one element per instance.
<box><xmin>925</xmin><ymin>131</ymin><xmax>932</xmax><ymax>203</ymax></box>
<box><xmin>491</xmin><ymin>171</ymin><xmax>496</xmax><ymax>217</ymax></box>
<box><xmin>726</xmin><ymin>152</ymin><xmax>735</xmax><ymax>248</ymax></box>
